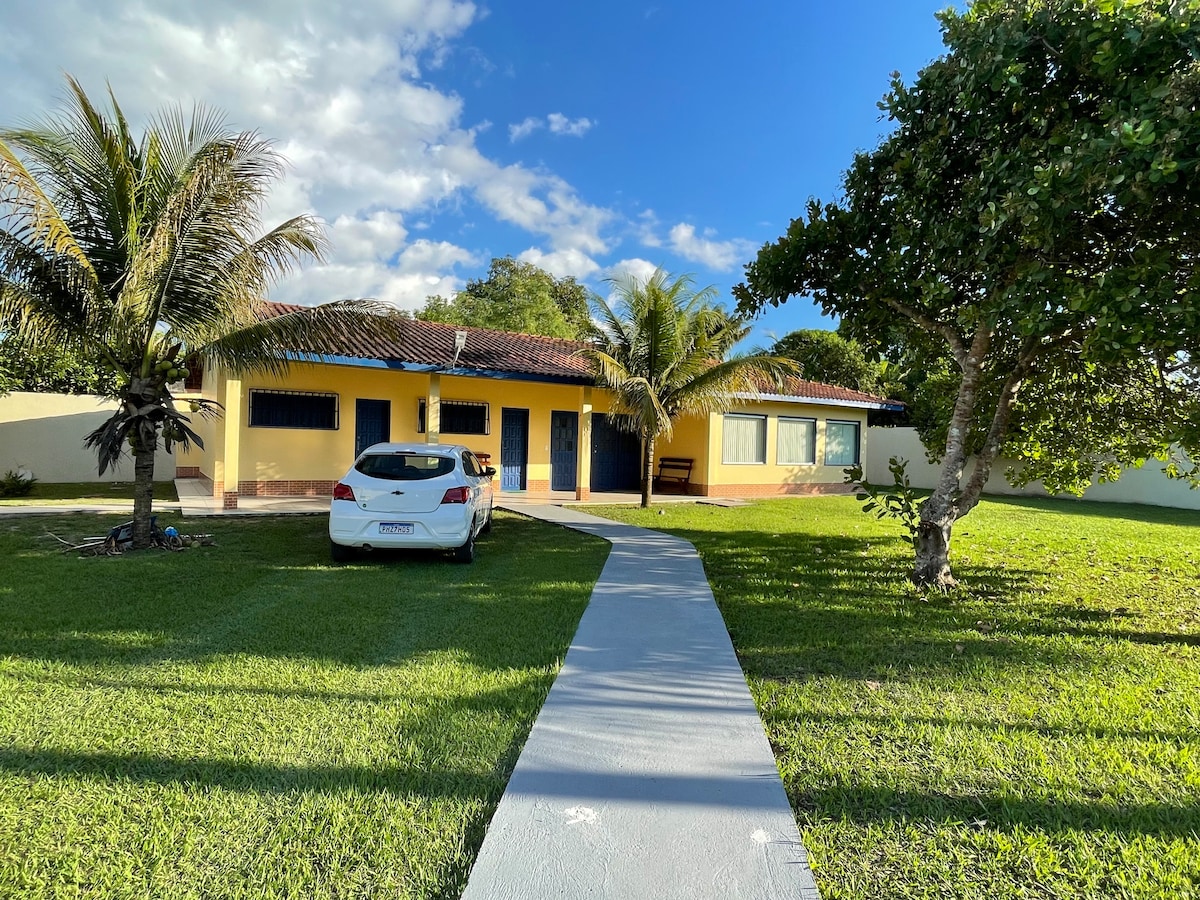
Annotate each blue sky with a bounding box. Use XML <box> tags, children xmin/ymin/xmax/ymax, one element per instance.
<box><xmin>0</xmin><ymin>0</ymin><xmax>952</xmax><ymax>346</ymax></box>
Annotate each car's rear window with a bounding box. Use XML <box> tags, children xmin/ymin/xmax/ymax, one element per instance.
<box><xmin>355</xmin><ymin>454</ymin><xmax>456</xmax><ymax>481</ymax></box>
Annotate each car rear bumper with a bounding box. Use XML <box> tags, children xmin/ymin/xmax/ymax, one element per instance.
<box><xmin>329</xmin><ymin>501</ymin><xmax>474</xmax><ymax>550</ymax></box>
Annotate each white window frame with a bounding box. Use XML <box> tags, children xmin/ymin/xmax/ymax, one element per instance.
<box><xmin>777</xmin><ymin>416</ymin><xmax>817</xmax><ymax>466</ymax></box>
<box><xmin>824</xmin><ymin>419</ymin><xmax>861</xmax><ymax>467</ymax></box>
<box><xmin>722</xmin><ymin>414</ymin><xmax>767</xmax><ymax>465</ymax></box>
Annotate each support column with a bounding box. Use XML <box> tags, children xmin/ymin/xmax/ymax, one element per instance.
<box><xmin>575</xmin><ymin>386</ymin><xmax>592</xmax><ymax>501</ymax></box>
<box><xmin>426</xmin><ymin>373</ymin><xmax>441</xmax><ymax>445</ymax></box>
<box><xmin>222</xmin><ymin>376</ymin><xmax>243</xmax><ymax>510</ymax></box>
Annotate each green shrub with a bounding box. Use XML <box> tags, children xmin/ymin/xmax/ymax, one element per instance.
<box><xmin>0</xmin><ymin>470</ymin><xmax>37</xmax><ymax>497</ymax></box>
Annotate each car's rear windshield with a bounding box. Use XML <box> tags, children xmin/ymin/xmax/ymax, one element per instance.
<box><xmin>355</xmin><ymin>454</ymin><xmax>456</xmax><ymax>481</ymax></box>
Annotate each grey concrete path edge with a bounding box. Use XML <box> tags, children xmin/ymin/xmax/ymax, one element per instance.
<box><xmin>461</xmin><ymin>503</ymin><xmax>821</xmax><ymax>899</ymax></box>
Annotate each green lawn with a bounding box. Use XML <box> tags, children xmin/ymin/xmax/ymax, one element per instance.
<box><xmin>589</xmin><ymin>496</ymin><xmax>1200</xmax><ymax>900</ymax></box>
<box><xmin>0</xmin><ymin>511</ymin><xmax>609</xmax><ymax>899</ymax></box>
<box><xmin>0</xmin><ymin>480</ymin><xmax>180</xmax><ymax>506</ymax></box>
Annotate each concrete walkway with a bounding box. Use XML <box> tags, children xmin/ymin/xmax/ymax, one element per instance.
<box><xmin>462</xmin><ymin>503</ymin><xmax>820</xmax><ymax>899</ymax></box>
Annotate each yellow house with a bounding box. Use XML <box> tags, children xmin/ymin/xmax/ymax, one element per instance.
<box><xmin>175</xmin><ymin>308</ymin><xmax>900</xmax><ymax>508</ymax></box>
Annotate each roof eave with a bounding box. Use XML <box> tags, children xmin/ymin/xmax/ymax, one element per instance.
<box><xmin>286</xmin><ymin>351</ymin><xmax>594</xmax><ymax>385</ymax></box>
<box><xmin>733</xmin><ymin>391</ymin><xmax>904</xmax><ymax>411</ymax></box>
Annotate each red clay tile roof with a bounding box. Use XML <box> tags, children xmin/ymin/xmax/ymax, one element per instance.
<box><xmin>267</xmin><ymin>302</ymin><xmax>594</xmax><ymax>381</ymax></box>
<box><xmin>749</xmin><ymin>374</ymin><xmax>901</xmax><ymax>407</ymax></box>
<box><xmin>264</xmin><ymin>301</ymin><xmax>901</xmax><ymax>406</ymax></box>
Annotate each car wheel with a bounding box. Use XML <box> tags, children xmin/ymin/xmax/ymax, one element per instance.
<box><xmin>453</xmin><ymin>531</ymin><xmax>475</xmax><ymax>564</ymax></box>
<box><xmin>481</xmin><ymin>508</ymin><xmax>493</xmax><ymax>534</ymax></box>
<box><xmin>330</xmin><ymin>539</ymin><xmax>355</xmax><ymax>563</ymax></box>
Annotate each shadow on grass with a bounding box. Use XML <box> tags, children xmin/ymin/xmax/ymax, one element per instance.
<box><xmin>0</xmin><ymin>513</ymin><xmax>608</xmax><ymax>673</ymax></box>
<box><xmin>2</xmin><ymin>743</ymin><xmax>1195</xmax><ymax>840</ymax></box>
<box><xmin>0</xmin><ymin>744</ymin><xmax>498</xmax><ymax>800</ymax></box>
<box><xmin>638</xmin><ymin>516</ymin><xmax>1196</xmax><ymax>683</ymax></box>
<box><xmin>790</xmin><ymin>782</ymin><xmax>1200</xmax><ymax>839</ymax></box>
<box><xmin>767</xmin><ymin>707</ymin><xmax>1197</xmax><ymax>750</ymax></box>
<box><xmin>978</xmin><ymin>493</ymin><xmax>1200</xmax><ymax>528</ymax></box>
<box><xmin>653</xmin><ymin>525</ymin><xmax>1104</xmax><ymax>680</ymax></box>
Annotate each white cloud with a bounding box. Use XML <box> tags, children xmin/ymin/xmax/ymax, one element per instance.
<box><xmin>0</xmin><ymin>0</ymin><xmax>614</xmax><ymax>308</ymax></box>
<box><xmin>509</xmin><ymin>112</ymin><xmax>594</xmax><ymax>142</ymax></box>
<box><xmin>508</xmin><ymin>116</ymin><xmax>543</xmax><ymax>142</ymax></box>
<box><xmin>517</xmin><ymin>247</ymin><xmax>601</xmax><ymax>280</ymax></box>
<box><xmin>636</xmin><ymin>209</ymin><xmax>664</xmax><ymax>248</ymax></box>
<box><xmin>274</xmin><ymin>237</ymin><xmax>476</xmax><ymax>311</ymax></box>
<box><xmin>546</xmin><ymin>113</ymin><xmax>594</xmax><ymax>137</ymax></box>
<box><xmin>329</xmin><ymin>211</ymin><xmax>409</xmax><ymax>263</ymax></box>
<box><xmin>666</xmin><ymin>223</ymin><xmax>756</xmax><ymax>271</ymax></box>
<box><xmin>602</xmin><ymin>258</ymin><xmax>661</xmax><ymax>285</ymax></box>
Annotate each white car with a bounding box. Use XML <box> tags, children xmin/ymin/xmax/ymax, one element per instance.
<box><xmin>329</xmin><ymin>443</ymin><xmax>495</xmax><ymax>563</ymax></box>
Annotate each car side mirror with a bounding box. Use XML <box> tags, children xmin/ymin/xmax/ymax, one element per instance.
<box><xmin>484</xmin><ymin>466</ymin><xmax>497</xmax><ymax>478</ymax></box>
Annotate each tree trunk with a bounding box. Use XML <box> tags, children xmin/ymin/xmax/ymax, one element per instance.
<box><xmin>641</xmin><ymin>437</ymin><xmax>655</xmax><ymax>508</ymax></box>
<box><xmin>914</xmin><ymin>513</ymin><xmax>955</xmax><ymax>589</ymax></box>
<box><xmin>913</xmin><ymin>343</ymin><xmax>1036</xmax><ymax>587</ymax></box>
<box><xmin>131</xmin><ymin>430</ymin><xmax>157</xmax><ymax>549</ymax></box>
<box><xmin>910</xmin><ymin>324</ymin><xmax>992</xmax><ymax>588</ymax></box>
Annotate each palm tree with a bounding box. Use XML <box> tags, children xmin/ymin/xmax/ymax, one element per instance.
<box><xmin>584</xmin><ymin>268</ymin><xmax>794</xmax><ymax>508</ymax></box>
<box><xmin>0</xmin><ymin>76</ymin><xmax>396</xmax><ymax>548</ymax></box>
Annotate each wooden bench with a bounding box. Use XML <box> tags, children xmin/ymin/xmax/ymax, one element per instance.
<box><xmin>653</xmin><ymin>457</ymin><xmax>694</xmax><ymax>494</ymax></box>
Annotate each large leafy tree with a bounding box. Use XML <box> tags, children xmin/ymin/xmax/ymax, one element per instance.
<box><xmin>737</xmin><ymin>0</ymin><xmax>1200</xmax><ymax>588</ymax></box>
<box><xmin>418</xmin><ymin>256</ymin><xmax>592</xmax><ymax>339</ymax></box>
<box><xmin>0</xmin><ymin>336</ymin><xmax>120</xmax><ymax>395</ymax></box>
<box><xmin>584</xmin><ymin>268</ymin><xmax>792</xmax><ymax>508</ymax></box>
<box><xmin>771</xmin><ymin>328</ymin><xmax>881</xmax><ymax>393</ymax></box>
<box><xmin>0</xmin><ymin>77</ymin><xmax>395</xmax><ymax>548</ymax></box>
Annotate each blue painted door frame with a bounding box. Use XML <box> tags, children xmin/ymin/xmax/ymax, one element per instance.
<box><xmin>355</xmin><ymin>399</ymin><xmax>391</xmax><ymax>456</ymax></box>
<box><xmin>590</xmin><ymin>415</ymin><xmax>641</xmax><ymax>492</ymax></box>
<box><xmin>500</xmin><ymin>408</ymin><xmax>529</xmax><ymax>491</ymax></box>
<box><xmin>550</xmin><ymin>411</ymin><xmax>578</xmax><ymax>492</ymax></box>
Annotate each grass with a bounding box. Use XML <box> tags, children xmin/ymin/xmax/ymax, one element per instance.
<box><xmin>0</xmin><ymin>511</ymin><xmax>609</xmax><ymax>899</ymax></box>
<box><xmin>0</xmin><ymin>481</ymin><xmax>180</xmax><ymax>506</ymax></box>
<box><xmin>588</xmin><ymin>496</ymin><xmax>1200</xmax><ymax>900</ymax></box>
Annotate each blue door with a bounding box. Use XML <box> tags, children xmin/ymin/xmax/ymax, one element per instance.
<box><xmin>500</xmin><ymin>408</ymin><xmax>529</xmax><ymax>491</ymax></box>
<box><xmin>355</xmin><ymin>399</ymin><xmax>391</xmax><ymax>456</ymax></box>
<box><xmin>591</xmin><ymin>415</ymin><xmax>641</xmax><ymax>492</ymax></box>
<box><xmin>550</xmin><ymin>411</ymin><xmax>578</xmax><ymax>492</ymax></box>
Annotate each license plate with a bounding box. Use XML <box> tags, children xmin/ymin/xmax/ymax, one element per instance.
<box><xmin>379</xmin><ymin>523</ymin><xmax>414</xmax><ymax>535</ymax></box>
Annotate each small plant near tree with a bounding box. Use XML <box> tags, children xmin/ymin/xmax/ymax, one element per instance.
<box><xmin>844</xmin><ymin>457</ymin><xmax>920</xmax><ymax>548</ymax></box>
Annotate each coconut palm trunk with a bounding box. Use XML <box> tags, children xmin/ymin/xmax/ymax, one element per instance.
<box><xmin>641</xmin><ymin>436</ymin><xmax>656</xmax><ymax>509</ymax></box>
<box><xmin>131</xmin><ymin>432</ymin><xmax>157</xmax><ymax>547</ymax></box>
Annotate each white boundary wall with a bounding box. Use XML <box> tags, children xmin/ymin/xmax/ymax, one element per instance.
<box><xmin>867</xmin><ymin>426</ymin><xmax>1200</xmax><ymax>511</ymax></box>
<box><xmin>0</xmin><ymin>392</ymin><xmax>174</xmax><ymax>483</ymax></box>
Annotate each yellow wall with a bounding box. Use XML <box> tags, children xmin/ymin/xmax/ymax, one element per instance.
<box><xmin>657</xmin><ymin>412</ymin><xmax>710</xmax><ymax>473</ymax></box>
<box><xmin>436</xmin><ymin>374</ymin><xmax>589</xmax><ymax>487</ymax></box>
<box><xmin>186</xmin><ymin>359</ymin><xmax>874</xmax><ymax>497</ymax></box>
<box><xmin>224</xmin><ymin>362</ymin><xmax>593</xmax><ymax>487</ymax></box>
<box><xmin>703</xmin><ymin>402</ymin><xmax>868</xmax><ymax>491</ymax></box>
<box><xmin>173</xmin><ymin>362</ymin><xmax>220</xmax><ymax>480</ymax></box>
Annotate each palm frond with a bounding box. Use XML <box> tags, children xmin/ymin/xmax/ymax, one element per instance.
<box><xmin>581</xmin><ymin>268</ymin><xmax>798</xmax><ymax>443</ymax></box>
<box><xmin>197</xmin><ymin>300</ymin><xmax>403</xmax><ymax>378</ymax></box>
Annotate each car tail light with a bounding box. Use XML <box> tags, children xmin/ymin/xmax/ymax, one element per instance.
<box><xmin>440</xmin><ymin>486</ymin><xmax>470</xmax><ymax>504</ymax></box>
<box><xmin>333</xmin><ymin>482</ymin><xmax>356</xmax><ymax>501</ymax></box>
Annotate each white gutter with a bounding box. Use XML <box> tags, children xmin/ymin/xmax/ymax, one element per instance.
<box><xmin>733</xmin><ymin>391</ymin><xmax>903</xmax><ymax>411</ymax></box>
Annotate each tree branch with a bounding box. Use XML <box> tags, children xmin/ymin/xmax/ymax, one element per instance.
<box><xmin>924</xmin><ymin>322</ymin><xmax>994</xmax><ymax>526</ymax></box>
<box><xmin>957</xmin><ymin>341</ymin><xmax>1039</xmax><ymax>516</ymax></box>
<box><xmin>879</xmin><ymin>295</ymin><xmax>967</xmax><ymax>362</ymax></box>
